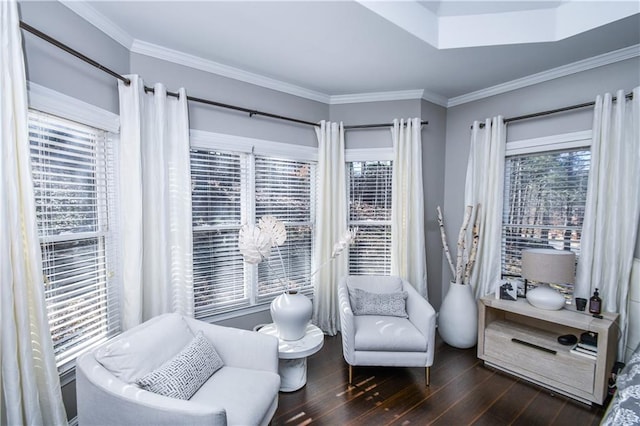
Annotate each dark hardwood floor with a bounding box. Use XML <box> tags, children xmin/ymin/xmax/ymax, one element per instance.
<box><xmin>272</xmin><ymin>334</ymin><xmax>607</xmax><ymax>426</ymax></box>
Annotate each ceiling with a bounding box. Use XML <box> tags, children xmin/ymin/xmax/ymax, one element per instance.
<box><xmin>61</xmin><ymin>0</ymin><xmax>640</xmax><ymax>106</ymax></box>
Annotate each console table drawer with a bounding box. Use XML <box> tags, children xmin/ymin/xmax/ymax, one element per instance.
<box><xmin>484</xmin><ymin>320</ymin><xmax>595</xmax><ymax>391</ymax></box>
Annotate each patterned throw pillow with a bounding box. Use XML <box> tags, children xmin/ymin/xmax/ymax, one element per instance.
<box><xmin>350</xmin><ymin>287</ymin><xmax>409</xmax><ymax>318</ymax></box>
<box><xmin>136</xmin><ymin>331</ymin><xmax>224</xmax><ymax>400</ymax></box>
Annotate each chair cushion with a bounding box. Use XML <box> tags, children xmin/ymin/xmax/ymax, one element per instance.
<box><xmin>136</xmin><ymin>331</ymin><xmax>224</xmax><ymax>400</ymax></box>
<box><xmin>95</xmin><ymin>313</ymin><xmax>194</xmax><ymax>383</ymax></box>
<box><xmin>190</xmin><ymin>366</ymin><xmax>281</xmax><ymax>425</ymax></box>
<box><xmin>354</xmin><ymin>315</ymin><xmax>427</xmax><ymax>352</ymax></box>
<box><xmin>350</xmin><ymin>288</ymin><xmax>408</xmax><ymax>318</ymax></box>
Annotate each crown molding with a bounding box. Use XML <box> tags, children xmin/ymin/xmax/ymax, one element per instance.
<box><xmin>54</xmin><ymin>2</ymin><xmax>640</xmax><ymax>110</ymax></box>
<box><xmin>421</xmin><ymin>90</ymin><xmax>449</xmax><ymax>107</ymax></box>
<box><xmin>448</xmin><ymin>44</ymin><xmax>640</xmax><ymax>107</ymax></box>
<box><xmin>60</xmin><ymin>1</ymin><xmax>133</xmax><ymax>49</ymax></box>
<box><xmin>130</xmin><ymin>39</ymin><xmax>330</xmax><ymax>104</ymax></box>
<box><xmin>330</xmin><ymin>89</ymin><xmax>425</xmax><ymax>105</ymax></box>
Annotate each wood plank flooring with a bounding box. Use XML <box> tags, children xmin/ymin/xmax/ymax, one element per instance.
<box><xmin>272</xmin><ymin>334</ymin><xmax>607</xmax><ymax>426</ymax></box>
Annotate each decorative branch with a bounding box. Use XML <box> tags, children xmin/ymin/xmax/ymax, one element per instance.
<box><xmin>437</xmin><ymin>206</ymin><xmax>455</xmax><ymax>278</ymax></box>
<box><xmin>455</xmin><ymin>205</ymin><xmax>473</xmax><ymax>284</ymax></box>
<box><xmin>464</xmin><ymin>204</ymin><xmax>481</xmax><ymax>285</ymax></box>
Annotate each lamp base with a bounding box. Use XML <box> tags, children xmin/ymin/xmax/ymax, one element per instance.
<box><xmin>526</xmin><ymin>286</ymin><xmax>565</xmax><ymax>310</ymax></box>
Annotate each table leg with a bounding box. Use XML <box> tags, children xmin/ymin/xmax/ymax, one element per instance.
<box><xmin>279</xmin><ymin>357</ymin><xmax>307</xmax><ymax>392</ymax></box>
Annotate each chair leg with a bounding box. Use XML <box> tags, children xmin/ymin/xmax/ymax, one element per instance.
<box><xmin>348</xmin><ymin>364</ymin><xmax>353</xmax><ymax>384</ymax></box>
<box><xmin>425</xmin><ymin>367</ymin><xmax>431</xmax><ymax>386</ymax></box>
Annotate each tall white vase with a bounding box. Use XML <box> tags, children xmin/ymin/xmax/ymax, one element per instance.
<box><xmin>438</xmin><ymin>282</ymin><xmax>478</xmax><ymax>349</ymax></box>
<box><xmin>270</xmin><ymin>290</ymin><xmax>312</xmax><ymax>341</ymax></box>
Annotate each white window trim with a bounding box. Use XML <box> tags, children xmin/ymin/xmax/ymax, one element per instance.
<box><xmin>190</xmin><ymin>129</ymin><xmax>317</xmax><ymax>161</ymax></box>
<box><xmin>27</xmin><ymin>82</ymin><xmax>119</xmax><ymax>133</ymax></box>
<box><xmin>345</xmin><ymin>147</ymin><xmax>393</xmax><ymax>162</ymax></box>
<box><xmin>190</xmin><ymin>129</ymin><xmax>317</xmax><ymax>320</ymax></box>
<box><xmin>506</xmin><ymin>130</ymin><xmax>592</xmax><ymax>156</ymax></box>
<box><xmin>26</xmin><ymin>83</ymin><xmax>120</xmax><ymax>386</ymax></box>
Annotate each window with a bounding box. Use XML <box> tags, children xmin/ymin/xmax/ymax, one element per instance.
<box><xmin>347</xmin><ymin>160</ymin><xmax>393</xmax><ymax>275</ymax></box>
<box><xmin>502</xmin><ymin>147</ymin><xmax>590</xmax><ymax>284</ymax></box>
<box><xmin>191</xmin><ymin>148</ymin><xmax>315</xmax><ymax>318</ymax></box>
<box><xmin>29</xmin><ymin>110</ymin><xmax>120</xmax><ymax>371</ymax></box>
<box><xmin>255</xmin><ymin>156</ymin><xmax>314</xmax><ymax>300</ymax></box>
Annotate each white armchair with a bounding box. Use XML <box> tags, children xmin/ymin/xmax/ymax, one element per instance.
<box><xmin>338</xmin><ymin>275</ymin><xmax>436</xmax><ymax>386</ymax></box>
<box><xmin>76</xmin><ymin>313</ymin><xmax>280</xmax><ymax>425</ymax></box>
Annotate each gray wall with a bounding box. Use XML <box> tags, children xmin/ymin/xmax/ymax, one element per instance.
<box><xmin>330</xmin><ymin>99</ymin><xmax>421</xmax><ymax>149</ymax></box>
<box><xmin>19</xmin><ymin>1</ymin><xmax>128</xmax><ymax>114</ymax></box>
<box><xmin>421</xmin><ymin>100</ymin><xmax>448</xmax><ymax>309</ymax></box>
<box><xmin>329</xmin><ymin>99</ymin><xmax>447</xmax><ymax>304</ymax></box>
<box><xmin>441</xmin><ymin>58</ymin><xmax>640</xmax><ymax>303</ymax></box>
<box><xmin>130</xmin><ymin>54</ymin><xmax>326</xmax><ymax>146</ymax></box>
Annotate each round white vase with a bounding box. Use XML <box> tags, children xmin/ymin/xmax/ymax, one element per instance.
<box><xmin>526</xmin><ymin>285</ymin><xmax>565</xmax><ymax>310</ymax></box>
<box><xmin>270</xmin><ymin>290</ymin><xmax>312</xmax><ymax>341</ymax></box>
<box><xmin>438</xmin><ymin>282</ymin><xmax>478</xmax><ymax>349</ymax></box>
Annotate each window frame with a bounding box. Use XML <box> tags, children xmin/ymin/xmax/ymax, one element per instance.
<box><xmin>27</xmin><ymin>83</ymin><xmax>121</xmax><ymax>380</ymax></box>
<box><xmin>345</xmin><ymin>148</ymin><xmax>394</xmax><ymax>276</ymax></box>
<box><xmin>189</xmin><ymin>130</ymin><xmax>317</xmax><ymax>321</ymax></box>
<box><xmin>501</xmin><ymin>130</ymin><xmax>592</xmax><ymax>282</ymax></box>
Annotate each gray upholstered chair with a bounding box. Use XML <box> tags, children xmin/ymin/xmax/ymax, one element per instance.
<box><xmin>76</xmin><ymin>313</ymin><xmax>280</xmax><ymax>425</ymax></box>
<box><xmin>338</xmin><ymin>275</ymin><xmax>436</xmax><ymax>386</ymax></box>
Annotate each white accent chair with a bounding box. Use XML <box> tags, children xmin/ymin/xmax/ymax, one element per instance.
<box><xmin>338</xmin><ymin>275</ymin><xmax>436</xmax><ymax>386</ymax></box>
<box><xmin>76</xmin><ymin>313</ymin><xmax>280</xmax><ymax>425</ymax></box>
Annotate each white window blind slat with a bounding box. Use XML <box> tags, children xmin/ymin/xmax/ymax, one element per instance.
<box><xmin>256</xmin><ymin>156</ymin><xmax>314</xmax><ymax>299</ymax></box>
<box><xmin>190</xmin><ymin>149</ymin><xmax>316</xmax><ymax>317</ymax></box>
<box><xmin>502</xmin><ymin>148</ymin><xmax>590</xmax><ymax>282</ymax></box>
<box><xmin>347</xmin><ymin>161</ymin><xmax>392</xmax><ymax>275</ymax></box>
<box><xmin>29</xmin><ymin>109</ymin><xmax>120</xmax><ymax>372</ymax></box>
<box><xmin>191</xmin><ymin>149</ymin><xmax>247</xmax><ymax>317</ymax></box>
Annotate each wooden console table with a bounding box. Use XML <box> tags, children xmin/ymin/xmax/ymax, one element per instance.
<box><xmin>477</xmin><ymin>296</ymin><xmax>618</xmax><ymax>405</ymax></box>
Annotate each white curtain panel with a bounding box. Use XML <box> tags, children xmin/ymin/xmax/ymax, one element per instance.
<box><xmin>312</xmin><ymin>121</ymin><xmax>347</xmax><ymax>335</ymax></box>
<box><xmin>576</xmin><ymin>87</ymin><xmax>640</xmax><ymax>357</ymax></box>
<box><xmin>118</xmin><ymin>78</ymin><xmax>194</xmax><ymax>329</ymax></box>
<box><xmin>0</xmin><ymin>1</ymin><xmax>67</xmax><ymax>423</ymax></box>
<box><xmin>391</xmin><ymin>118</ymin><xmax>428</xmax><ymax>298</ymax></box>
<box><xmin>464</xmin><ymin>117</ymin><xmax>506</xmax><ymax>298</ymax></box>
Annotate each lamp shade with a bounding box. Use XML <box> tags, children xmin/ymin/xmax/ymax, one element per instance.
<box><xmin>521</xmin><ymin>249</ymin><xmax>575</xmax><ymax>284</ymax></box>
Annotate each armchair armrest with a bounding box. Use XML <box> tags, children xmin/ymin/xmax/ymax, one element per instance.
<box><xmin>184</xmin><ymin>317</ymin><xmax>279</xmax><ymax>374</ymax></box>
<box><xmin>76</xmin><ymin>353</ymin><xmax>226</xmax><ymax>426</ymax></box>
<box><xmin>404</xmin><ymin>281</ymin><xmax>437</xmax><ymax>366</ymax></box>
<box><xmin>338</xmin><ymin>278</ymin><xmax>356</xmax><ymax>365</ymax></box>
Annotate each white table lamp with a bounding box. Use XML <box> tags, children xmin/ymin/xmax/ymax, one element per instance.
<box><xmin>521</xmin><ymin>249</ymin><xmax>575</xmax><ymax>310</ymax></box>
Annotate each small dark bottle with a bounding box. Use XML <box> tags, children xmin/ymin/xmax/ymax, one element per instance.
<box><xmin>589</xmin><ymin>288</ymin><xmax>602</xmax><ymax>315</ymax></box>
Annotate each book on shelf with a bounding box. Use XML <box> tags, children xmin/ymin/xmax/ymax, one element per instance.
<box><xmin>570</xmin><ymin>343</ymin><xmax>597</xmax><ymax>359</ymax></box>
<box><xmin>576</xmin><ymin>342</ymin><xmax>598</xmax><ymax>354</ymax></box>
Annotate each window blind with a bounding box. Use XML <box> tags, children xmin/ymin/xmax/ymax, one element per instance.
<box><xmin>502</xmin><ymin>148</ymin><xmax>590</xmax><ymax>278</ymax></box>
<box><xmin>347</xmin><ymin>160</ymin><xmax>392</xmax><ymax>275</ymax></box>
<box><xmin>29</xmin><ymin>110</ymin><xmax>119</xmax><ymax>370</ymax></box>
<box><xmin>255</xmin><ymin>156</ymin><xmax>314</xmax><ymax>299</ymax></box>
<box><xmin>191</xmin><ymin>149</ymin><xmax>248</xmax><ymax>317</ymax></box>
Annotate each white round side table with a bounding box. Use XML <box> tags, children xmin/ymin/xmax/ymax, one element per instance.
<box><xmin>258</xmin><ymin>323</ymin><xmax>324</xmax><ymax>392</ymax></box>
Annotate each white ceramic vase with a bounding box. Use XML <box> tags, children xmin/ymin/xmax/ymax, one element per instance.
<box><xmin>270</xmin><ymin>290</ymin><xmax>312</xmax><ymax>341</ymax></box>
<box><xmin>438</xmin><ymin>282</ymin><xmax>478</xmax><ymax>349</ymax></box>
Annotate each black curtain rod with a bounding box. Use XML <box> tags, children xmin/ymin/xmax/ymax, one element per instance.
<box><xmin>344</xmin><ymin>120</ymin><xmax>428</xmax><ymax>130</ymax></box>
<box><xmin>20</xmin><ymin>20</ymin><xmax>431</xmax><ymax>131</ymax></box>
<box><xmin>473</xmin><ymin>92</ymin><xmax>634</xmax><ymax>129</ymax></box>
<box><xmin>20</xmin><ymin>20</ymin><xmax>318</xmax><ymax>128</ymax></box>
<box><xmin>19</xmin><ymin>21</ymin><xmax>131</xmax><ymax>85</ymax></box>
